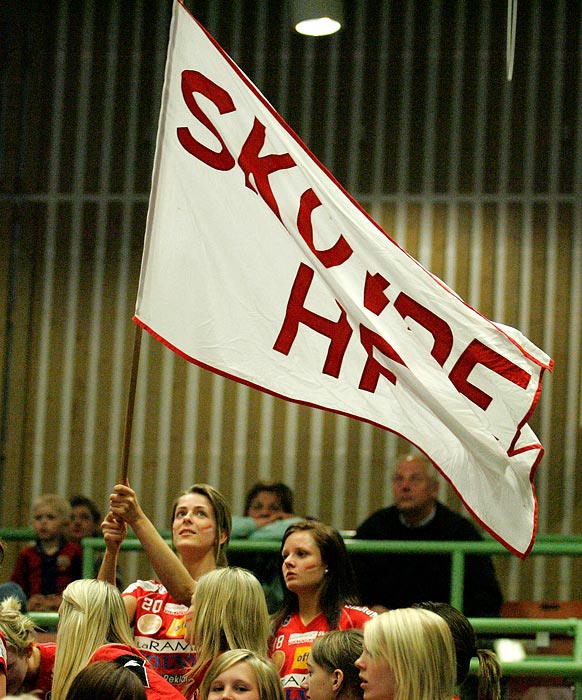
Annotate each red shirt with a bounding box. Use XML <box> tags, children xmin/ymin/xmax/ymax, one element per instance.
<box><xmin>271</xmin><ymin>605</ymin><xmax>376</xmax><ymax>700</ymax></box>
<box><xmin>123</xmin><ymin>580</ymin><xmax>196</xmax><ymax>693</ymax></box>
<box><xmin>10</xmin><ymin>539</ymin><xmax>82</xmax><ymax>597</ymax></box>
<box><xmin>0</xmin><ymin>632</ymin><xmax>6</xmax><ymax>675</ymax></box>
<box><xmin>34</xmin><ymin>642</ymin><xmax>56</xmax><ymax>700</ymax></box>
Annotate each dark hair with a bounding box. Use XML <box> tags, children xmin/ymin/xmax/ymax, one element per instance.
<box><xmin>413</xmin><ymin>601</ymin><xmax>501</xmax><ymax>700</ymax></box>
<box><xmin>244</xmin><ymin>482</ymin><xmax>294</xmax><ymax>515</ymax></box>
<box><xmin>272</xmin><ymin>521</ymin><xmax>360</xmax><ymax>632</ymax></box>
<box><xmin>69</xmin><ymin>495</ymin><xmax>101</xmax><ymax>524</ymax></box>
<box><xmin>64</xmin><ymin>661</ymin><xmax>147</xmax><ymax>700</ymax></box>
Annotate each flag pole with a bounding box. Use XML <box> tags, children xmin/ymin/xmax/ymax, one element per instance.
<box><xmin>119</xmin><ymin>323</ymin><xmax>142</xmax><ymax>485</ymax></box>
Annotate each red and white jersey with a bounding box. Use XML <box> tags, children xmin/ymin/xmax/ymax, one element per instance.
<box><xmin>35</xmin><ymin>642</ymin><xmax>56</xmax><ymax>700</ymax></box>
<box><xmin>271</xmin><ymin>606</ymin><xmax>376</xmax><ymax>700</ymax></box>
<box><xmin>89</xmin><ymin>643</ymin><xmax>184</xmax><ymax>700</ymax></box>
<box><xmin>123</xmin><ymin>580</ymin><xmax>196</xmax><ymax>694</ymax></box>
<box><xmin>0</xmin><ymin>631</ymin><xmax>6</xmax><ymax>675</ymax></box>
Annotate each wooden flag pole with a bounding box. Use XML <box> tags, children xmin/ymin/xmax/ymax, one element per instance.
<box><xmin>119</xmin><ymin>323</ymin><xmax>142</xmax><ymax>485</ymax></box>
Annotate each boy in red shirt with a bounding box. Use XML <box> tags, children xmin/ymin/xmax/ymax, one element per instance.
<box><xmin>11</xmin><ymin>494</ymin><xmax>82</xmax><ymax>611</ymax></box>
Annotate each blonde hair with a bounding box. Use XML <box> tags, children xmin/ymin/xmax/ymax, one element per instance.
<box><xmin>52</xmin><ymin>579</ymin><xmax>135</xmax><ymax>700</ymax></box>
<box><xmin>200</xmin><ymin>649</ymin><xmax>283</xmax><ymax>700</ymax></box>
<box><xmin>363</xmin><ymin>608</ymin><xmax>456</xmax><ymax>700</ymax></box>
<box><xmin>188</xmin><ymin>567</ymin><xmax>270</xmax><ymax>682</ymax></box>
<box><xmin>171</xmin><ymin>484</ymin><xmax>232</xmax><ymax>566</ymax></box>
<box><xmin>0</xmin><ymin>597</ymin><xmax>38</xmax><ymax>655</ymax></box>
<box><xmin>32</xmin><ymin>493</ymin><xmax>72</xmax><ymax>525</ymax></box>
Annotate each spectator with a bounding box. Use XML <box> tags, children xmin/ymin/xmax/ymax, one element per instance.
<box><xmin>51</xmin><ymin>579</ymin><xmax>182</xmax><ymax>700</ymax></box>
<box><xmin>68</xmin><ymin>495</ymin><xmax>123</xmax><ymax>589</ymax></box>
<box><xmin>230</xmin><ymin>482</ymin><xmax>302</xmax><ymax>612</ymax></box>
<box><xmin>0</xmin><ymin>596</ymin><xmax>55</xmax><ymax>699</ymax></box>
<box><xmin>185</xmin><ymin>566</ymin><xmax>271</xmax><ymax>694</ymax></box>
<box><xmin>0</xmin><ymin>539</ymin><xmax>26</xmax><ymax>613</ymax></box>
<box><xmin>68</xmin><ymin>495</ymin><xmax>101</xmax><ymax>544</ymax></box>
<box><xmin>99</xmin><ymin>483</ymin><xmax>231</xmax><ymax>694</ymax></box>
<box><xmin>413</xmin><ymin>601</ymin><xmax>501</xmax><ymax>700</ymax></box>
<box><xmin>302</xmin><ymin>629</ymin><xmax>364</xmax><ymax>700</ymax></box>
<box><xmin>353</xmin><ymin>453</ymin><xmax>502</xmax><ymax>617</ymax></box>
<box><xmin>271</xmin><ymin>521</ymin><xmax>375</xmax><ymax>700</ymax></box>
<box><xmin>11</xmin><ymin>494</ymin><xmax>82</xmax><ymax>612</ymax></box>
<box><xmin>200</xmin><ymin>649</ymin><xmax>283</xmax><ymax>700</ymax></box>
<box><xmin>64</xmin><ymin>661</ymin><xmax>146</xmax><ymax>700</ymax></box>
<box><xmin>355</xmin><ymin>608</ymin><xmax>456</xmax><ymax>700</ymax></box>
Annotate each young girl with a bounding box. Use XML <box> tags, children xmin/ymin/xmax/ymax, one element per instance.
<box><xmin>355</xmin><ymin>608</ymin><xmax>456</xmax><ymax>700</ymax></box>
<box><xmin>0</xmin><ymin>596</ymin><xmax>55</xmax><ymax>699</ymax></box>
<box><xmin>200</xmin><ymin>650</ymin><xmax>283</xmax><ymax>700</ymax></box>
<box><xmin>99</xmin><ymin>483</ymin><xmax>231</xmax><ymax>694</ymax></box>
<box><xmin>51</xmin><ymin>579</ymin><xmax>182</xmax><ymax>700</ymax></box>
<box><xmin>302</xmin><ymin>629</ymin><xmax>363</xmax><ymax>700</ymax></box>
<box><xmin>271</xmin><ymin>521</ymin><xmax>375</xmax><ymax>700</ymax></box>
<box><xmin>64</xmin><ymin>661</ymin><xmax>146</xmax><ymax>700</ymax></box>
<box><xmin>414</xmin><ymin>601</ymin><xmax>502</xmax><ymax>700</ymax></box>
<box><xmin>185</xmin><ymin>567</ymin><xmax>271</xmax><ymax>694</ymax></box>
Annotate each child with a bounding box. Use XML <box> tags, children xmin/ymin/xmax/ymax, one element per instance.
<box><xmin>68</xmin><ymin>495</ymin><xmax>101</xmax><ymax>544</ymax></box>
<box><xmin>11</xmin><ymin>494</ymin><xmax>82</xmax><ymax>611</ymax></box>
<box><xmin>200</xmin><ymin>650</ymin><xmax>283</xmax><ymax>700</ymax></box>
<box><xmin>68</xmin><ymin>495</ymin><xmax>123</xmax><ymax>590</ymax></box>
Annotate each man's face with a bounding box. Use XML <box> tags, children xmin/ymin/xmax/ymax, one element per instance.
<box><xmin>392</xmin><ymin>457</ymin><xmax>438</xmax><ymax>522</ymax></box>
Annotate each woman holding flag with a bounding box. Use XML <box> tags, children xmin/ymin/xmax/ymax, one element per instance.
<box><xmin>98</xmin><ymin>482</ymin><xmax>231</xmax><ymax>696</ymax></box>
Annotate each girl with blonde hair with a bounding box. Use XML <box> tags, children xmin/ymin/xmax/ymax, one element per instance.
<box><xmin>100</xmin><ymin>483</ymin><xmax>232</xmax><ymax>693</ymax></box>
<box><xmin>0</xmin><ymin>596</ymin><xmax>55</xmax><ymax>699</ymax></box>
<box><xmin>186</xmin><ymin>567</ymin><xmax>270</xmax><ymax>692</ymax></box>
<box><xmin>51</xmin><ymin>579</ymin><xmax>182</xmax><ymax>700</ymax></box>
<box><xmin>356</xmin><ymin>608</ymin><xmax>456</xmax><ymax>700</ymax></box>
<box><xmin>200</xmin><ymin>649</ymin><xmax>283</xmax><ymax>700</ymax></box>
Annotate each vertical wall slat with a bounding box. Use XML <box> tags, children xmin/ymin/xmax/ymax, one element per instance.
<box><xmin>394</xmin><ymin>2</ymin><xmax>415</xmax><ymax>248</ymax></box>
<box><xmin>56</xmin><ymin>0</ymin><xmax>96</xmax><ymax>493</ymax></box>
<box><xmin>418</xmin><ymin>0</ymin><xmax>442</xmax><ymax>268</ymax></box>
<box><xmin>534</xmin><ymin>0</ymin><xmax>567</xmax><ymax>597</ymax></box>
<box><xmin>82</xmin><ymin>0</ymin><xmax>121</xmax><ymax>495</ymax></box>
<box><xmin>31</xmin><ymin>0</ymin><xmax>69</xmax><ymax>499</ymax></box>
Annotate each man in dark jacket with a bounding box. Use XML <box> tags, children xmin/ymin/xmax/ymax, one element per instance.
<box><xmin>352</xmin><ymin>453</ymin><xmax>502</xmax><ymax>617</ymax></box>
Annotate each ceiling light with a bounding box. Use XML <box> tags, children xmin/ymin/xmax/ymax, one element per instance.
<box><xmin>291</xmin><ymin>0</ymin><xmax>344</xmax><ymax>37</ymax></box>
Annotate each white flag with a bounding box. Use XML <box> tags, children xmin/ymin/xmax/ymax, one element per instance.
<box><xmin>135</xmin><ymin>0</ymin><xmax>552</xmax><ymax>557</ymax></box>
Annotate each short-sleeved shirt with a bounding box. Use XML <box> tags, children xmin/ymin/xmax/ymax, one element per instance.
<box><xmin>35</xmin><ymin>642</ymin><xmax>56</xmax><ymax>700</ymax></box>
<box><xmin>271</xmin><ymin>605</ymin><xmax>376</xmax><ymax>700</ymax></box>
<box><xmin>89</xmin><ymin>643</ymin><xmax>184</xmax><ymax>700</ymax></box>
<box><xmin>123</xmin><ymin>580</ymin><xmax>196</xmax><ymax>693</ymax></box>
<box><xmin>0</xmin><ymin>631</ymin><xmax>6</xmax><ymax>675</ymax></box>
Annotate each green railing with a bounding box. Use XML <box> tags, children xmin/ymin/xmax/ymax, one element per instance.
<box><xmin>2</xmin><ymin>529</ymin><xmax>581</xmax><ymax>611</ymax></box>
<box><xmin>4</xmin><ymin>529</ymin><xmax>582</xmax><ymax>696</ymax></box>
